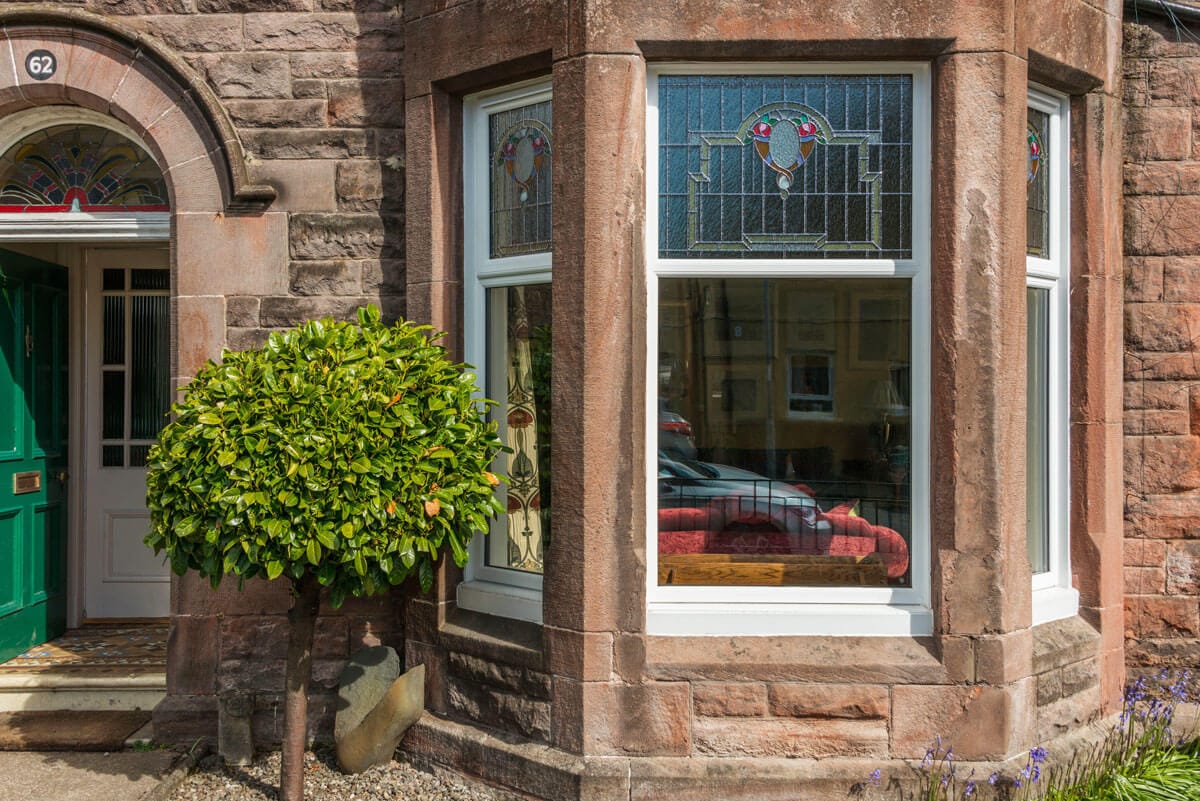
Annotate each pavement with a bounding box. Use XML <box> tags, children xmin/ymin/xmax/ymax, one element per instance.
<box><xmin>0</xmin><ymin>749</ymin><xmax>186</xmax><ymax>801</ymax></box>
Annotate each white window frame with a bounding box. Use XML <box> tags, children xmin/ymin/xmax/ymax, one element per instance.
<box><xmin>645</xmin><ymin>63</ymin><xmax>933</xmax><ymax>637</ymax></box>
<box><xmin>457</xmin><ymin>79</ymin><xmax>552</xmax><ymax>624</ymax></box>
<box><xmin>1027</xmin><ymin>85</ymin><xmax>1077</xmax><ymax>626</ymax></box>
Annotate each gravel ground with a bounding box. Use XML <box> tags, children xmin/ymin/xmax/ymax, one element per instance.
<box><xmin>165</xmin><ymin>748</ymin><xmax>521</xmax><ymax>801</ymax></box>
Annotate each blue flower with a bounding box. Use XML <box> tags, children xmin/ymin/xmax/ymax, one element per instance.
<box><xmin>988</xmin><ymin>772</ymin><xmax>1000</xmax><ymax>786</ymax></box>
<box><xmin>1030</xmin><ymin>746</ymin><xmax>1047</xmax><ymax>765</ymax></box>
<box><xmin>868</xmin><ymin>768</ymin><xmax>881</xmax><ymax>787</ymax></box>
<box><xmin>964</xmin><ymin>779</ymin><xmax>976</xmax><ymax>797</ymax></box>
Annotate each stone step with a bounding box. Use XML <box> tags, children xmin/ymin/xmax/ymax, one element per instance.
<box><xmin>0</xmin><ymin>672</ymin><xmax>166</xmax><ymax>713</ymax></box>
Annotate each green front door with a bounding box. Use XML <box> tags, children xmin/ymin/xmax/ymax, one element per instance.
<box><xmin>0</xmin><ymin>250</ymin><xmax>68</xmax><ymax>664</ymax></box>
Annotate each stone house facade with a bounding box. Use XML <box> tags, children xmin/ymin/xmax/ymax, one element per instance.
<box><xmin>0</xmin><ymin>0</ymin><xmax>1194</xmax><ymax>798</ymax></box>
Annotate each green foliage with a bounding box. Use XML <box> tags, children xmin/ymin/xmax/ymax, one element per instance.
<box><xmin>145</xmin><ymin>305</ymin><xmax>505</xmax><ymax>607</ymax></box>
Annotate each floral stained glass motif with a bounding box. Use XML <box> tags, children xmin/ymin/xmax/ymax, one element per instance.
<box><xmin>0</xmin><ymin>125</ymin><xmax>168</xmax><ymax>212</ymax></box>
<box><xmin>490</xmin><ymin>99</ymin><xmax>552</xmax><ymax>258</ymax></box>
<box><xmin>658</xmin><ymin>74</ymin><xmax>914</xmax><ymax>260</ymax></box>
<box><xmin>1026</xmin><ymin>109</ymin><xmax>1050</xmax><ymax>258</ymax></box>
<box><xmin>490</xmin><ymin>284</ymin><xmax>552</xmax><ymax>574</ymax></box>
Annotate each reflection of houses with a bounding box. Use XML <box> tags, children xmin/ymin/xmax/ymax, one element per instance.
<box><xmin>0</xmin><ymin>1</ymin><xmax>1198</xmax><ymax>799</ymax></box>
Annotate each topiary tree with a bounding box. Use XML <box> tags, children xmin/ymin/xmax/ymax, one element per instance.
<box><xmin>145</xmin><ymin>305</ymin><xmax>504</xmax><ymax>801</ymax></box>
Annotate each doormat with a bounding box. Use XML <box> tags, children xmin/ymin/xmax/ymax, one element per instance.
<box><xmin>0</xmin><ymin>711</ymin><xmax>149</xmax><ymax>751</ymax></box>
<box><xmin>0</xmin><ymin>625</ymin><xmax>166</xmax><ymax>673</ymax></box>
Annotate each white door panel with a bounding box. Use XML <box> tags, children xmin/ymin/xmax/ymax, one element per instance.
<box><xmin>83</xmin><ymin>247</ymin><xmax>169</xmax><ymax>619</ymax></box>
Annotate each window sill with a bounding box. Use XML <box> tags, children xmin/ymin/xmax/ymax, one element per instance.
<box><xmin>646</xmin><ymin>602</ymin><xmax>933</xmax><ymax>637</ymax></box>
<box><xmin>1031</xmin><ymin>585</ymin><xmax>1079</xmax><ymax>628</ymax></box>
<box><xmin>457</xmin><ymin>579</ymin><xmax>543</xmax><ymax>625</ymax></box>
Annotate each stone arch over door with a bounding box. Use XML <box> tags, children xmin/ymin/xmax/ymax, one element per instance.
<box><xmin>0</xmin><ymin>7</ymin><xmax>283</xmax><ymax>381</ymax></box>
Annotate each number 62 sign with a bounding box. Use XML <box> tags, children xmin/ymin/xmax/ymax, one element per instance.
<box><xmin>25</xmin><ymin>50</ymin><xmax>56</xmax><ymax>81</ymax></box>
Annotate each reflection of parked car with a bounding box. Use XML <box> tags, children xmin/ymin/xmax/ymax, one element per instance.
<box><xmin>656</xmin><ymin>455</ymin><xmax>909</xmax><ymax>580</ymax></box>
<box><xmin>658</xmin><ymin>455</ymin><xmax>821</xmax><ymax>531</ymax></box>
<box><xmin>658</xmin><ymin>399</ymin><xmax>697</xmax><ymax>459</ymax></box>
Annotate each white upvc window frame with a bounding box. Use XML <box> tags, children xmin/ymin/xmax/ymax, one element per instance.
<box><xmin>1027</xmin><ymin>85</ymin><xmax>1077</xmax><ymax>626</ymax></box>
<box><xmin>457</xmin><ymin>78</ymin><xmax>552</xmax><ymax>625</ymax></box>
<box><xmin>645</xmin><ymin>63</ymin><xmax>933</xmax><ymax>637</ymax></box>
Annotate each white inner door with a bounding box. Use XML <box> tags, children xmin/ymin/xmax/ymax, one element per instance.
<box><xmin>83</xmin><ymin>246</ymin><xmax>170</xmax><ymax>619</ymax></box>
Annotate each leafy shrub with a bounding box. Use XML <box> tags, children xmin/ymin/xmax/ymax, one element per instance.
<box><xmin>145</xmin><ymin>305</ymin><xmax>505</xmax><ymax>606</ymax></box>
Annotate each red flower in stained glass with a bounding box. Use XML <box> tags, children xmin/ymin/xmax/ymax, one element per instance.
<box><xmin>507</xmin><ymin>408</ymin><xmax>534</xmax><ymax>428</ymax></box>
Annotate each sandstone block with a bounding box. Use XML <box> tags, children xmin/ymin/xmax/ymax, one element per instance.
<box><xmin>1125</xmin><ymin>596</ymin><xmax>1200</xmax><ymax>638</ymax></box>
<box><xmin>1061</xmin><ymin>660</ymin><xmax>1100</xmax><ymax>698</ymax></box>
<box><xmin>337</xmin><ymin>160</ymin><xmax>403</xmax><ymax>211</ymax></box>
<box><xmin>226</xmin><ymin>99</ymin><xmax>327</xmax><ymax>128</ymax></box>
<box><xmin>198</xmin><ymin>0</ymin><xmax>312</xmax><ymax>10</ymax></box>
<box><xmin>328</xmin><ymin>80</ymin><xmax>405</xmax><ymax>128</ymax></box>
<box><xmin>226</xmin><ymin>297</ymin><xmax>260</xmax><ymax>328</ymax></box>
<box><xmin>87</xmin><ymin>0</ymin><xmax>193</xmax><ymax>12</ymax></box>
<box><xmin>293</xmin><ymin>79</ymin><xmax>327</xmax><ymax>99</ymax></box>
<box><xmin>1124</xmin><ymin>409</ymin><xmax>1190</xmax><ymax>435</ymax></box>
<box><xmin>1123</xmin><ymin>380</ymin><xmax>1185</xmax><ymax>411</ymax></box>
<box><xmin>691</xmin><ymin>683</ymin><xmax>767</xmax><ymax>717</ymax></box>
<box><xmin>693</xmin><ymin>717</ymin><xmax>887</xmax><ymax>759</ymax></box>
<box><xmin>1123</xmin><ymin>435</ymin><xmax>1200</xmax><ymax>494</ymax></box>
<box><xmin>167</xmin><ymin>616</ymin><xmax>220</xmax><ymax>696</ymax></box>
<box><xmin>242</xmin><ymin>129</ymin><xmax>368</xmax><ymax>159</ymax></box>
<box><xmin>245</xmin><ymin>13</ymin><xmax>402</xmax><ymax>51</ymax></box>
<box><xmin>1125</xmin><ymin>566</ymin><xmax>1167</xmax><ymax>595</ymax></box>
<box><xmin>1125</xmin><ymin>106</ymin><xmax>1191</xmax><ymax>161</ymax></box>
<box><xmin>218</xmin><ymin>691</ymin><xmax>254</xmax><ymax>766</ymax></box>
<box><xmin>613</xmin><ymin>683</ymin><xmax>691</xmax><ymax>756</ymax></box>
<box><xmin>259</xmin><ymin>296</ymin><xmax>372</xmax><ymax>327</ymax></box>
<box><xmin>766</xmin><ymin>683</ymin><xmax>888</xmax><ymax>719</ymax></box>
<box><xmin>1163</xmin><ymin>257</ymin><xmax>1200</xmax><ymax>301</ymax></box>
<box><xmin>1124</xmin><ymin>256</ymin><xmax>1164</xmax><ymax>302</ymax></box>
<box><xmin>124</xmin><ymin>14</ymin><xmax>244</xmax><ymax>53</ymax></box>
<box><xmin>249</xmin><ymin>159</ymin><xmax>338</xmax><ymax>213</ymax></box>
<box><xmin>290</xmin><ymin>260</ymin><xmax>363</xmax><ymax>296</ymax></box>
<box><xmin>197</xmin><ymin>53</ymin><xmax>291</xmax><ymax>99</ymax></box>
<box><xmin>1166</xmin><ymin>541</ymin><xmax>1200</xmax><ymax>595</ymax></box>
<box><xmin>1037</xmin><ymin>669</ymin><xmax>1062</xmax><ymax>706</ymax></box>
<box><xmin>1125</xmin><ymin>538</ymin><xmax>1167</xmax><ymax>567</ymax></box>
<box><xmin>1126</xmin><ymin>196</ymin><xmax>1200</xmax><ymax>256</ymax></box>
<box><xmin>290</xmin><ymin>51</ymin><xmax>400</xmax><ymax>80</ymax></box>
<box><xmin>362</xmin><ymin>259</ymin><xmax>405</xmax><ymax>294</ymax></box>
<box><xmin>226</xmin><ymin>328</ymin><xmax>275</xmax><ymax>352</ymax></box>
<box><xmin>447</xmin><ymin>651</ymin><xmax>551</xmax><ymax>699</ymax></box>
<box><xmin>1125</xmin><ymin>303</ymin><xmax>1200</xmax><ymax>352</ymax></box>
<box><xmin>446</xmin><ymin>676</ymin><xmax>550</xmax><ymax>742</ymax></box>
<box><xmin>290</xmin><ymin>213</ymin><xmax>392</xmax><ymax>260</ymax></box>
<box><xmin>891</xmin><ymin>683</ymin><xmax>1035</xmax><ymax>760</ymax></box>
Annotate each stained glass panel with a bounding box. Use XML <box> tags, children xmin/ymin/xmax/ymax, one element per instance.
<box><xmin>489</xmin><ymin>99</ymin><xmax>552</xmax><ymax>258</ymax></box>
<box><xmin>1027</xmin><ymin>108</ymin><xmax>1050</xmax><ymax>258</ymax></box>
<box><xmin>0</xmin><ymin>125</ymin><xmax>168</xmax><ymax>213</ymax></box>
<box><xmin>658</xmin><ymin>74</ymin><xmax>913</xmax><ymax>260</ymax></box>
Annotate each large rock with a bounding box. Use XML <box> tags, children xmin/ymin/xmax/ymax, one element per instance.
<box><xmin>334</xmin><ymin>646</ymin><xmax>425</xmax><ymax>773</ymax></box>
<box><xmin>334</xmin><ymin>646</ymin><xmax>400</xmax><ymax>744</ymax></box>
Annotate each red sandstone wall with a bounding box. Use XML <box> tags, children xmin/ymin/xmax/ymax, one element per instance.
<box><xmin>1124</xmin><ymin>15</ymin><xmax>1200</xmax><ymax>673</ymax></box>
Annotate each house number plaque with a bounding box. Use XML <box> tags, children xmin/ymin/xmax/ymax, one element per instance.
<box><xmin>13</xmin><ymin>471</ymin><xmax>40</xmax><ymax>495</ymax></box>
<box><xmin>24</xmin><ymin>50</ymin><xmax>56</xmax><ymax>81</ymax></box>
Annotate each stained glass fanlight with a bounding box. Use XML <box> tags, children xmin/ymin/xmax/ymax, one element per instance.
<box><xmin>0</xmin><ymin>124</ymin><xmax>168</xmax><ymax>213</ymax></box>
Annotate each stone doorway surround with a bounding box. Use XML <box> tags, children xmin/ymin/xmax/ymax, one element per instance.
<box><xmin>0</xmin><ymin>7</ymin><xmax>287</xmax><ymax>737</ymax></box>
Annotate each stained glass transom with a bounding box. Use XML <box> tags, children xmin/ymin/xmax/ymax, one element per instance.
<box><xmin>0</xmin><ymin>125</ymin><xmax>168</xmax><ymax>213</ymax></box>
<box><xmin>490</xmin><ymin>100</ymin><xmax>552</xmax><ymax>258</ymax></box>
<box><xmin>1026</xmin><ymin>109</ymin><xmax>1049</xmax><ymax>258</ymax></box>
<box><xmin>658</xmin><ymin>74</ymin><xmax>913</xmax><ymax>260</ymax></box>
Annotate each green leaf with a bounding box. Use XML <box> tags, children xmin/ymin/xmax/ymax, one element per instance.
<box><xmin>217</xmin><ymin>451</ymin><xmax>236</xmax><ymax>467</ymax></box>
<box><xmin>306</xmin><ymin>539</ymin><xmax>322</xmax><ymax>565</ymax></box>
<box><xmin>418</xmin><ymin>559</ymin><xmax>434</xmax><ymax>594</ymax></box>
<box><xmin>266</xmin><ymin>560</ymin><xmax>284</xmax><ymax>580</ymax></box>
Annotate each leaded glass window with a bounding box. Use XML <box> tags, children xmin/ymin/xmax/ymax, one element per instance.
<box><xmin>0</xmin><ymin>125</ymin><xmax>168</xmax><ymax>212</ymax></box>
<box><xmin>490</xmin><ymin>99</ymin><xmax>552</xmax><ymax>258</ymax></box>
<box><xmin>657</xmin><ymin>74</ymin><xmax>913</xmax><ymax>260</ymax></box>
<box><xmin>1027</xmin><ymin>108</ymin><xmax>1049</xmax><ymax>258</ymax></box>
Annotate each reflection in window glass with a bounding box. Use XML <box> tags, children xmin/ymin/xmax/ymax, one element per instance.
<box><xmin>1027</xmin><ymin>287</ymin><xmax>1050</xmax><ymax>574</ymax></box>
<box><xmin>657</xmin><ymin>277</ymin><xmax>912</xmax><ymax>588</ymax></box>
<box><xmin>488</xmin><ymin>284</ymin><xmax>552</xmax><ymax>574</ymax></box>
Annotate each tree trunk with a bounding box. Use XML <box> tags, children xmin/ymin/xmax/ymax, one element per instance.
<box><xmin>280</xmin><ymin>573</ymin><xmax>321</xmax><ymax>801</ymax></box>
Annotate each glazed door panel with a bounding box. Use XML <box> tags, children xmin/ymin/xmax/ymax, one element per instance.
<box><xmin>83</xmin><ymin>248</ymin><xmax>170</xmax><ymax>619</ymax></box>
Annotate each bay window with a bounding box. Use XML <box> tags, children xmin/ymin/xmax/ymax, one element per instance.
<box><xmin>646</xmin><ymin>65</ymin><xmax>931</xmax><ymax>636</ymax></box>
